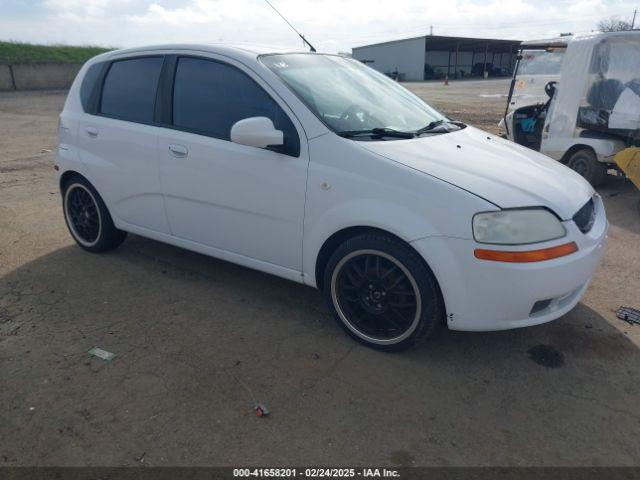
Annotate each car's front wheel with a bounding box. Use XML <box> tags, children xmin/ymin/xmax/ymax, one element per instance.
<box><xmin>62</xmin><ymin>176</ymin><xmax>127</xmax><ymax>253</ymax></box>
<box><xmin>323</xmin><ymin>233</ymin><xmax>444</xmax><ymax>351</ymax></box>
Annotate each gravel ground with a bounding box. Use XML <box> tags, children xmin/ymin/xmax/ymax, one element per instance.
<box><xmin>1</xmin><ymin>82</ymin><xmax>639</xmax><ymax>467</ymax></box>
<box><xmin>405</xmin><ymin>78</ymin><xmax>511</xmax><ymax>134</ymax></box>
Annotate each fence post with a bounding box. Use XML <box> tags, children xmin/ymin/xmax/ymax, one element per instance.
<box><xmin>8</xmin><ymin>63</ymin><xmax>17</xmax><ymax>90</ymax></box>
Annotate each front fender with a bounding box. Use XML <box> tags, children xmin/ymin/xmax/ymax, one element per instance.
<box><xmin>302</xmin><ymin>134</ymin><xmax>494</xmax><ymax>287</ymax></box>
<box><xmin>302</xmin><ymin>198</ymin><xmax>440</xmax><ymax>287</ymax></box>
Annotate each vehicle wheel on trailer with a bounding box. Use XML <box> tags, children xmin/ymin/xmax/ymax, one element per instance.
<box><xmin>62</xmin><ymin>176</ymin><xmax>127</xmax><ymax>253</ymax></box>
<box><xmin>568</xmin><ymin>148</ymin><xmax>607</xmax><ymax>187</ymax></box>
<box><xmin>323</xmin><ymin>233</ymin><xmax>444</xmax><ymax>352</ymax></box>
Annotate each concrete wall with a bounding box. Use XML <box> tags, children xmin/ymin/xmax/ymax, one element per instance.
<box><xmin>0</xmin><ymin>63</ymin><xmax>82</xmax><ymax>91</ymax></box>
<box><xmin>352</xmin><ymin>37</ymin><xmax>426</xmax><ymax>81</ymax></box>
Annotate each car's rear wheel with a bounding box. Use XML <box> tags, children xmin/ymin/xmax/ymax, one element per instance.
<box><xmin>62</xmin><ymin>176</ymin><xmax>126</xmax><ymax>252</ymax></box>
<box><xmin>568</xmin><ymin>148</ymin><xmax>607</xmax><ymax>187</ymax></box>
<box><xmin>323</xmin><ymin>233</ymin><xmax>444</xmax><ymax>351</ymax></box>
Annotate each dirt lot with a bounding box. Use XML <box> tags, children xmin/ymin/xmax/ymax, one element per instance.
<box><xmin>1</xmin><ymin>81</ymin><xmax>640</xmax><ymax>467</ymax></box>
<box><xmin>406</xmin><ymin>79</ymin><xmax>511</xmax><ymax>134</ymax></box>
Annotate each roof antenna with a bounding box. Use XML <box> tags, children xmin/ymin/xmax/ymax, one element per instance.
<box><xmin>264</xmin><ymin>0</ymin><xmax>317</xmax><ymax>52</ymax></box>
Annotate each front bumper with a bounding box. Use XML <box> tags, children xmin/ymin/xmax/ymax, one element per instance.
<box><xmin>411</xmin><ymin>195</ymin><xmax>608</xmax><ymax>331</ymax></box>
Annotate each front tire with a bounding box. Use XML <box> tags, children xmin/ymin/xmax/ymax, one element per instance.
<box><xmin>62</xmin><ymin>176</ymin><xmax>126</xmax><ymax>253</ymax></box>
<box><xmin>323</xmin><ymin>233</ymin><xmax>444</xmax><ymax>351</ymax></box>
<box><xmin>568</xmin><ymin>148</ymin><xmax>607</xmax><ymax>187</ymax></box>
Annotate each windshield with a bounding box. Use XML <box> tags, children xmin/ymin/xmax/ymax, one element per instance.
<box><xmin>260</xmin><ymin>54</ymin><xmax>447</xmax><ymax>136</ymax></box>
<box><xmin>510</xmin><ymin>48</ymin><xmax>565</xmax><ymax>109</ymax></box>
<box><xmin>518</xmin><ymin>49</ymin><xmax>565</xmax><ymax>75</ymax></box>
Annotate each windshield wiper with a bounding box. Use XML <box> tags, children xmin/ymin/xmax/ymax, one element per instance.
<box><xmin>338</xmin><ymin>127</ymin><xmax>415</xmax><ymax>139</ymax></box>
<box><xmin>415</xmin><ymin>119</ymin><xmax>446</xmax><ymax>135</ymax></box>
<box><xmin>415</xmin><ymin>119</ymin><xmax>466</xmax><ymax>135</ymax></box>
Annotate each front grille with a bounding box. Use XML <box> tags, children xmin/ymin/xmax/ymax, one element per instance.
<box><xmin>573</xmin><ymin>197</ymin><xmax>596</xmax><ymax>234</ymax></box>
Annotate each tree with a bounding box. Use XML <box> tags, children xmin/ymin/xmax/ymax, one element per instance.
<box><xmin>597</xmin><ymin>16</ymin><xmax>633</xmax><ymax>32</ymax></box>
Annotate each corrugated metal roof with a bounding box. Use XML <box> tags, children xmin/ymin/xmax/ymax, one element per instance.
<box><xmin>353</xmin><ymin>35</ymin><xmax>521</xmax><ymax>51</ymax></box>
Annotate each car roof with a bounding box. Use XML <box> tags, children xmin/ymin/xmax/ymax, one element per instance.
<box><xmin>96</xmin><ymin>43</ymin><xmax>316</xmax><ymax>63</ymax></box>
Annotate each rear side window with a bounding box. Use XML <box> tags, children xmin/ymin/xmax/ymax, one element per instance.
<box><xmin>80</xmin><ymin>62</ymin><xmax>103</xmax><ymax>112</ymax></box>
<box><xmin>172</xmin><ymin>57</ymin><xmax>300</xmax><ymax>156</ymax></box>
<box><xmin>100</xmin><ymin>57</ymin><xmax>164</xmax><ymax>124</ymax></box>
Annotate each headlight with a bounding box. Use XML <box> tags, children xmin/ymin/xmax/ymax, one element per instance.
<box><xmin>473</xmin><ymin>208</ymin><xmax>566</xmax><ymax>245</ymax></box>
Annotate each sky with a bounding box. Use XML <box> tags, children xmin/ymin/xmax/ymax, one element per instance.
<box><xmin>1</xmin><ymin>0</ymin><xmax>638</xmax><ymax>53</ymax></box>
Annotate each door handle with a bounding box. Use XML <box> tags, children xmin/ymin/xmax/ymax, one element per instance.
<box><xmin>168</xmin><ymin>144</ymin><xmax>188</xmax><ymax>158</ymax></box>
<box><xmin>85</xmin><ymin>127</ymin><xmax>99</xmax><ymax>138</ymax></box>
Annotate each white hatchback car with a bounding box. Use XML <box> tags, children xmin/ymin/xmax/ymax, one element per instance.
<box><xmin>57</xmin><ymin>44</ymin><xmax>608</xmax><ymax>350</ymax></box>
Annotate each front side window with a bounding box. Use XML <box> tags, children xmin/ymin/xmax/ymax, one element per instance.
<box><xmin>172</xmin><ymin>57</ymin><xmax>300</xmax><ymax>156</ymax></box>
<box><xmin>261</xmin><ymin>54</ymin><xmax>449</xmax><ymax>137</ymax></box>
<box><xmin>100</xmin><ymin>57</ymin><xmax>164</xmax><ymax>123</ymax></box>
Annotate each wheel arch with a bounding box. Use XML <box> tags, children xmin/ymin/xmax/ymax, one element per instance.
<box><xmin>315</xmin><ymin>226</ymin><xmax>448</xmax><ymax>333</ymax></box>
<box><xmin>59</xmin><ymin>169</ymin><xmax>127</xmax><ymax>252</ymax></box>
<box><xmin>560</xmin><ymin>144</ymin><xmax>596</xmax><ymax>164</ymax></box>
<box><xmin>59</xmin><ymin>169</ymin><xmax>88</xmax><ymax>192</ymax></box>
<box><xmin>314</xmin><ymin>226</ymin><xmax>441</xmax><ymax>295</ymax></box>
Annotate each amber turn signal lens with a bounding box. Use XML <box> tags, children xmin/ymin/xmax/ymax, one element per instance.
<box><xmin>474</xmin><ymin>242</ymin><xmax>578</xmax><ymax>263</ymax></box>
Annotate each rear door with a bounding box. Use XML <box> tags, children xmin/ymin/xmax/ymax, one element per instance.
<box><xmin>157</xmin><ymin>55</ymin><xmax>309</xmax><ymax>271</ymax></box>
<box><xmin>78</xmin><ymin>56</ymin><xmax>170</xmax><ymax>233</ymax></box>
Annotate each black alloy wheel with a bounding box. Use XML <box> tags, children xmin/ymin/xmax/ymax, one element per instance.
<box><xmin>65</xmin><ymin>184</ymin><xmax>101</xmax><ymax>246</ymax></box>
<box><xmin>62</xmin><ymin>176</ymin><xmax>127</xmax><ymax>252</ymax></box>
<box><xmin>331</xmin><ymin>250</ymin><xmax>420</xmax><ymax>342</ymax></box>
<box><xmin>324</xmin><ymin>233</ymin><xmax>444</xmax><ymax>351</ymax></box>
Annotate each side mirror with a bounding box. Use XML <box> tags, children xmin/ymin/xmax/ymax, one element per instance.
<box><xmin>230</xmin><ymin>117</ymin><xmax>284</xmax><ymax>149</ymax></box>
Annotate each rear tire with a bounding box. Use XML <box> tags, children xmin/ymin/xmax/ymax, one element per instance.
<box><xmin>62</xmin><ymin>176</ymin><xmax>126</xmax><ymax>253</ymax></box>
<box><xmin>323</xmin><ymin>233</ymin><xmax>444</xmax><ymax>352</ymax></box>
<box><xmin>568</xmin><ymin>148</ymin><xmax>607</xmax><ymax>187</ymax></box>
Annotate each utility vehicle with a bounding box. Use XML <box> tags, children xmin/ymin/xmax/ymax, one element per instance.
<box><xmin>501</xmin><ymin>32</ymin><xmax>640</xmax><ymax>186</ymax></box>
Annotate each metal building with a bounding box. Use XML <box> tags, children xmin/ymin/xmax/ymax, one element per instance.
<box><xmin>352</xmin><ymin>35</ymin><xmax>522</xmax><ymax>81</ymax></box>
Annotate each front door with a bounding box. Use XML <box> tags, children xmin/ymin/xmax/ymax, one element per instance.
<box><xmin>158</xmin><ymin>55</ymin><xmax>308</xmax><ymax>271</ymax></box>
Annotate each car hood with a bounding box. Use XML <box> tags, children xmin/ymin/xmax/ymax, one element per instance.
<box><xmin>357</xmin><ymin>126</ymin><xmax>594</xmax><ymax>220</ymax></box>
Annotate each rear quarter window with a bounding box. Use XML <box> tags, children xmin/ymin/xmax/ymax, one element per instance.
<box><xmin>80</xmin><ymin>62</ymin><xmax>103</xmax><ymax>112</ymax></box>
<box><xmin>100</xmin><ymin>57</ymin><xmax>164</xmax><ymax>124</ymax></box>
